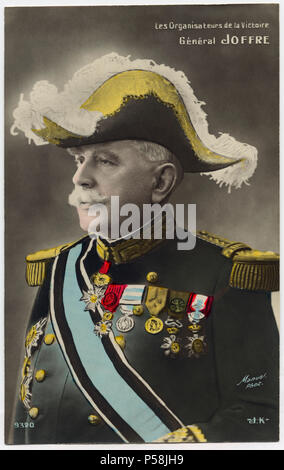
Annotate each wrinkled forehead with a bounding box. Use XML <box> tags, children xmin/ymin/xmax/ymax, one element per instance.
<box><xmin>66</xmin><ymin>140</ymin><xmax>141</xmax><ymax>158</ymax></box>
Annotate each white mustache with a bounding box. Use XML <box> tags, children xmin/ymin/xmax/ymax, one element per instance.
<box><xmin>68</xmin><ymin>186</ymin><xmax>108</xmax><ymax>208</ymax></box>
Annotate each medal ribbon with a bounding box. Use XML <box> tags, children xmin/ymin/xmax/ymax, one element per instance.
<box><xmin>168</xmin><ymin>290</ymin><xmax>189</xmax><ymax>317</ymax></box>
<box><xmin>119</xmin><ymin>285</ymin><xmax>145</xmax><ymax>305</ymax></box>
<box><xmin>99</xmin><ymin>260</ymin><xmax>112</xmax><ymax>274</ymax></box>
<box><xmin>186</xmin><ymin>293</ymin><xmax>214</xmax><ymax>318</ymax></box>
<box><xmin>101</xmin><ymin>284</ymin><xmax>127</xmax><ymax>312</ymax></box>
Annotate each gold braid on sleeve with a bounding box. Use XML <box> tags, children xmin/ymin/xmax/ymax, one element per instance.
<box><xmin>153</xmin><ymin>425</ymin><xmax>207</xmax><ymax>443</ymax></box>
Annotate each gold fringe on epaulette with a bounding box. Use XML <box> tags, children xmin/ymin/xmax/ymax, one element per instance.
<box><xmin>26</xmin><ymin>261</ymin><xmax>47</xmax><ymax>287</ymax></box>
<box><xmin>25</xmin><ymin>236</ymin><xmax>88</xmax><ymax>287</ymax></box>
<box><xmin>197</xmin><ymin>230</ymin><xmax>279</xmax><ymax>292</ymax></box>
<box><xmin>230</xmin><ymin>261</ymin><xmax>279</xmax><ymax>291</ymax></box>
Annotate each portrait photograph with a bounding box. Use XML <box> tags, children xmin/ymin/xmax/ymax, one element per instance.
<box><xmin>4</xmin><ymin>1</ymin><xmax>280</xmax><ymax>449</ymax></box>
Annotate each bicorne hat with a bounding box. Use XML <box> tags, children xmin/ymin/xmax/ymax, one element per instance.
<box><xmin>11</xmin><ymin>53</ymin><xmax>257</xmax><ymax>190</ymax></box>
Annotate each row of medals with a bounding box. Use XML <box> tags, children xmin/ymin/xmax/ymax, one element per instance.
<box><xmin>82</xmin><ymin>271</ymin><xmax>207</xmax><ymax>359</ymax></box>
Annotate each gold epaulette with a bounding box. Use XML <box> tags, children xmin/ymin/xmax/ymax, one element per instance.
<box><xmin>25</xmin><ymin>238</ymin><xmax>86</xmax><ymax>287</ymax></box>
<box><xmin>197</xmin><ymin>230</ymin><xmax>279</xmax><ymax>292</ymax></box>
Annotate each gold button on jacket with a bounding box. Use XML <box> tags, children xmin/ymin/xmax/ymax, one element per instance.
<box><xmin>44</xmin><ymin>334</ymin><xmax>55</xmax><ymax>345</ymax></box>
<box><xmin>146</xmin><ymin>271</ymin><xmax>158</xmax><ymax>283</ymax></box>
<box><xmin>88</xmin><ymin>414</ymin><xmax>101</xmax><ymax>425</ymax></box>
<box><xmin>29</xmin><ymin>407</ymin><xmax>39</xmax><ymax>419</ymax></box>
<box><xmin>132</xmin><ymin>305</ymin><xmax>144</xmax><ymax>316</ymax></box>
<box><xmin>35</xmin><ymin>369</ymin><xmax>46</xmax><ymax>382</ymax></box>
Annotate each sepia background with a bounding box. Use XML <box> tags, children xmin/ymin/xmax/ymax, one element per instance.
<box><xmin>5</xmin><ymin>4</ymin><xmax>279</xmax><ymax>442</ymax></box>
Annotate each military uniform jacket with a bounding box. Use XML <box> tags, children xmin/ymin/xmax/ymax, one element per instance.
<box><xmin>13</xmin><ymin>233</ymin><xmax>279</xmax><ymax>444</ymax></box>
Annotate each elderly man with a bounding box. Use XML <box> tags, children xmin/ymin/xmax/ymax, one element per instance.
<box><xmin>11</xmin><ymin>53</ymin><xmax>279</xmax><ymax>444</ymax></box>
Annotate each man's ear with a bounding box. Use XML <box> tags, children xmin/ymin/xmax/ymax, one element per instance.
<box><xmin>151</xmin><ymin>163</ymin><xmax>178</xmax><ymax>204</ymax></box>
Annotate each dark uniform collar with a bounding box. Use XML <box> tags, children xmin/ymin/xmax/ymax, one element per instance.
<box><xmin>95</xmin><ymin>214</ymin><xmax>168</xmax><ymax>265</ymax></box>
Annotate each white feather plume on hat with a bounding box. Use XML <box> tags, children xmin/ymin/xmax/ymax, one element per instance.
<box><xmin>10</xmin><ymin>52</ymin><xmax>257</xmax><ymax>191</ymax></box>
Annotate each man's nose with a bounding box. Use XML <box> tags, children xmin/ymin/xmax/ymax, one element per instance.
<box><xmin>72</xmin><ymin>162</ymin><xmax>95</xmax><ymax>187</ymax></box>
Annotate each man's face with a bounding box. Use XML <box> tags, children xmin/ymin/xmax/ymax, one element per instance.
<box><xmin>68</xmin><ymin>140</ymin><xmax>157</xmax><ymax>235</ymax></box>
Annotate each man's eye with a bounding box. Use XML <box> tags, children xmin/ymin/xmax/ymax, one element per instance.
<box><xmin>98</xmin><ymin>157</ymin><xmax>116</xmax><ymax>166</ymax></box>
<box><xmin>75</xmin><ymin>157</ymin><xmax>84</xmax><ymax>166</ymax></box>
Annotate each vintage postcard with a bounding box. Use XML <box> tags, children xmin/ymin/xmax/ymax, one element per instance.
<box><xmin>4</xmin><ymin>2</ymin><xmax>280</xmax><ymax>448</ymax></box>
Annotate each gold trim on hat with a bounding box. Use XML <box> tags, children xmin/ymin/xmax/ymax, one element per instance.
<box><xmin>81</xmin><ymin>70</ymin><xmax>239</xmax><ymax>167</ymax></box>
<box><xmin>32</xmin><ymin>70</ymin><xmax>239</xmax><ymax>169</ymax></box>
<box><xmin>32</xmin><ymin>116</ymin><xmax>83</xmax><ymax>145</ymax></box>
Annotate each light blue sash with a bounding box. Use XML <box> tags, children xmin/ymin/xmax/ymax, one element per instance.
<box><xmin>62</xmin><ymin>244</ymin><xmax>171</xmax><ymax>442</ymax></box>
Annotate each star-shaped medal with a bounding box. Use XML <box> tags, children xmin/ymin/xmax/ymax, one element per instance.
<box><xmin>185</xmin><ymin>334</ymin><xmax>206</xmax><ymax>358</ymax></box>
<box><xmin>93</xmin><ymin>320</ymin><xmax>112</xmax><ymax>338</ymax></box>
<box><xmin>80</xmin><ymin>286</ymin><xmax>106</xmax><ymax>312</ymax></box>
